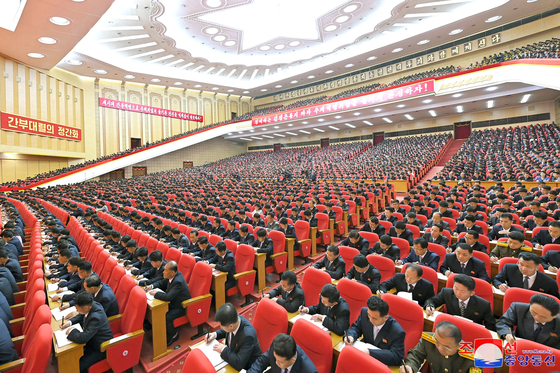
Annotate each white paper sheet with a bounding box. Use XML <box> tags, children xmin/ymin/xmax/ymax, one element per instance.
<box><xmin>340</xmin><ymin>339</ymin><xmax>378</xmax><ymax>351</ymax></box>
<box><xmin>49</xmin><ymin>290</ymin><xmax>74</xmax><ymax>300</ymax></box>
<box><xmin>290</xmin><ymin>312</ymin><xmax>329</xmax><ymax>332</ymax></box>
<box><xmin>51</xmin><ymin>306</ymin><xmax>77</xmax><ymax>321</ymax></box>
<box><xmin>47</xmin><ymin>283</ymin><xmax>58</xmax><ymax>293</ymax></box>
<box><xmin>54</xmin><ymin>324</ymin><xmax>83</xmax><ymax>348</ymax></box>
<box><xmin>191</xmin><ymin>339</ymin><xmax>228</xmax><ymax>370</ymax></box>
<box><xmin>493</xmin><ymin>287</ymin><xmax>506</xmax><ymax>296</ymax></box>
<box><xmin>396</xmin><ymin>291</ymin><xmax>415</xmax><ymax>302</ymax></box>
<box><xmin>425</xmin><ymin>310</ymin><xmax>443</xmax><ymax>322</ymax></box>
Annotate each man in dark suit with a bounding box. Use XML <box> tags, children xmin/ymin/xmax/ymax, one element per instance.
<box><xmin>238</xmin><ymin>225</ymin><xmax>255</xmax><ymax>245</ymax></box>
<box><xmin>346</xmin><ymin>254</ymin><xmax>382</xmax><ymax>292</ymax></box>
<box><xmin>493</xmin><ymin>252</ymin><xmax>560</xmax><ymax>298</ymax></box>
<box><xmin>398</xmin><ymin>238</ymin><xmax>439</xmax><ymax>271</ymax></box>
<box><xmin>210</xmin><ymin>241</ymin><xmax>236</xmax><ymax>292</ymax></box>
<box><xmin>169</xmin><ymin>228</ymin><xmax>190</xmax><ymax>249</ymax></box>
<box><xmin>299</xmin><ymin>284</ymin><xmax>351</xmax><ymax>336</ymax></box>
<box><xmin>388</xmin><ymin>221</ymin><xmax>413</xmax><ymax>246</ymax></box>
<box><xmin>0</xmin><ymin>317</ymin><xmax>17</xmax><ymax>365</ymax></box>
<box><xmin>425</xmin><ymin>274</ymin><xmax>496</xmax><ymax>331</ymax></box>
<box><xmin>379</xmin><ymin>207</ymin><xmax>398</xmax><ymax>226</ymax></box>
<box><xmin>252</xmin><ymin>228</ymin><xmax>274</xmax><ymax>267</ymax></box>
<box><xmin>487</xmin><ymin>213</ymin><xmax>524</xmax><ymax>240</ymax></box>
<box><xmin>541</xmin><ymin>248</ymin><xmax>560</xmax><ymax>272</ymax></box>
<box><xmin>0</xmin><ymin>267</ymin><xmax>17</xmax><ymax>305</ymax></box>
<box><xmin>247</xmin><ymin>333</ymin><xmax>317</xmax><ymax>373</ymax></box>
<box><xmin>191</xmin><ymin>236</ymin><xmax>217</xmax><ymax>263</ymax></box>
<box><xmin>532</xmin><ymin>221</ymin><xmax>560</xmax><ymax>250</ymax></box>
<box><xmin>222</xmin><ymin>220</ymin><xmax>241</xmax><ymax>241</ymax></box>
<box><xmin>0</xmin><ymin>249</ymin><xmax>23</xmax><ymax>282</ymax></box>
<box><xmin>379</xmin><ymin>263</ymin><xmax>435</xmax><ymax>307</ymax></box>
<box><xmin>314</xmin><ymin>245</ymin><xmax>346</xmax><ymax>280</ymax></box>
<box><xmin>523</xmin><ymin>211</ymin><xmax>549</xmax><ymax>231</ymax></box>
<box><xmin>440</xmin><ymin>243</ymin><xmax>491</xmax><ymax>282</ymax></box>
<box><xmin>211</xmin><ymin>218</ymin><xmax>226</xmax><ymax>236</ymax></box>
<box><xmin>344</xmin><ymin>296</ymin><xmax>405</xmax><ymax>366</ymax></box>
<box><xmin>278</xmin><ymin>218</ymin><xmax>298</xmax><ymax>250</ymax></box>
<box><xmin>340</xmin><ymin>230</ymin><xmax>370</xmax><ymax>256</ymax></box>
<box><xmin>371</xmin><ymin>235</ymin><xmax>401</xmax><ymax>262</ymax></box>
<box><xmin>453</xmin><ymin>216</ymin><xmax>483</xmax><ymax>235</ymax></box>
<box><xmin>62</xmin><ymin>275</ymin><xmax>118</xmax><ymax>320</ymax></box>
<box><xmin>422</xmin><ymin>223</ymin><xmax>449</xmax><ymax>247</ymax></box>
<box><xmin>263</xmin><ymin>271</ymin><xmax>305</xmax><ymax>313</ymax></box>
<box><xmin>448</xmin><ymin>230</ymin><xmax>488</xmax><ymax>254</ymax></box>
<box><xmin>0</xmin><ymin>231</ymin><xmax>23</xmax><ymax>256</ymax></box>
<box><xmin>62</xmin><ymin>292</ymin><xmax>114</xmax><ymax>372</ymax></box>
<box><xmin>137</xmin><ymin>250</ymin><xmax>167</xmax><ymax>286</ymax></box>
<box><xmin>359</xmin><ymin>217</ymin><xmax>386</xmax><ymax>236</ymax></box>
<box><xmin>147</xmin><ymin>260</ymin><xmax>191</xmax><ymax>346</ymax></box>
<box><xmin>206</xmin><ymin>303</ymin><xmax>263</xmax><ymax>371</ymax></box>
<box><xmin>405</xmin><ymin>212</ymin><xmax>424</xmax><ymax>231</ymax></box>
<box><xmin>497</xmin><ymin>293</ymin><xmax>560</xmax><ymax>349</ymax></box>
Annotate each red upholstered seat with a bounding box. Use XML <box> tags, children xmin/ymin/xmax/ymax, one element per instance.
<box><xmin>266</xmin><ymin>230</ymin><xmax>288</xmax><ymax>276</ymax></box>
<box><xmin>301</xmin><ymin>267</ymin><xmax>332</xmax><ymax>306</ymax></box>
<box><xmin>503</xmin><ymin>288</ymin><xmax>560</xmax><ymax>313</ymax></box>
<box><xmin>252</xmin><ymin>298</ymin><xmax>289</xmax><ymax>353</ymax></box>
<box><xmin>509</xmin><ymin>339</ymin><xmax>560</xmax><ymax>373</ymax></box>
<box><xmin>294</xmin><ymin>220</ymin><xmax>312</xmax><ymax>258</ymax></box>
<box><xmin>291</xmin><ymin>319</ymin><xmax>333</xmax><ymax>373</ymax></box>
<box><xmin>335</xmin><ymin>345</ymin><xmax>392</xmax><ymax>373</ymax></box>
<box><xmin>226</xmin><ymin>244</ymin><xmax>256</xmax><ymax>307</ymax></box>
<box><xmin>383</xmin><ymin>293</ymin><xmax>423</xmax><ymax>357</ymax></box>
<box><xmin>337</xmin><ymin>278</ymin><xmax>372</xmax><ymax>324</ymax></box>
<box><xmin>180</xmin><ymin>349</ymin><xmax>215</xmax><ymax>372</ymax></box>
<box><xmin>358</xmin><ymin>232</ymin><xmax>379</xmax><ymax>248</ymax></box>
<box><xmin>367</xmin><ymin>255</ymin><xmax>395</xmax><ymax>283</ymax></box>
<box><xmin>316</xmin><ymin>213</ymin><xmax>332</xmax><ymax>246</ymax></box>
<box><xmin>338</xmin><ymin>246</ymin><xmax>360</xmax><ymax>273</ymax></box>
<box><xmin>401</xmin><ymin>263</ymin><xmax>438</xmax><ymax>296</ymax></box>
<box><xmin>446</xmin><ymin>273</ymin><xmax>494</xmax><ymax>311</ymax></box>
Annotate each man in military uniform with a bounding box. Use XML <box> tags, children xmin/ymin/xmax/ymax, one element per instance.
<box><xmin>490</xmin><ymin>231</ymin><xmax>531</xmax><ymax>262</ymax></box>
<box><xmin>400</xmin><ymin>321</ymin><xmax>476</xmax><ymax>373</ymax></box>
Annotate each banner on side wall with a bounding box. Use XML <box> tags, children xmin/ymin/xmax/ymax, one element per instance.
<box><xmin>98</xmin><ymin>97</ymin><xmax>203</xmax><ymax>122</ymax></box>
<box><xmin>0</xmin><ymin>111</ymin><xmax>82</xmax><ymax>141</ymax></box>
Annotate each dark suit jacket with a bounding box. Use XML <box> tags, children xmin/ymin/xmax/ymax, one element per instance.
<box><xmin>252</xmin><ymin>237</ymin><xmax>274</xmax><ymax>267</ymax></box>
<box><xmin>360</xmin><ymin>224</ymin><xmax>385</xmax><ymax>236</ymax></box>
<box><xmin>346</xmin><ymin>265</ymin><xmax>381</xmax><ymax>292</ymax></box>
<box><xmin>454</xmin><ymin>223</ymin><xmax>483</xmax><ymax>235</ymax></box>
<box><xmin>171</xmin><ymin>234</ymin><xmax>190</xmax><ymax>248</ymax></box>
<box><xmin>440</xmin><ymin>254</ymin><xmax>491</xmax><ymax>282</ymax></box>
<box><xmin>541</xmin><ymin>250</ymin><xmax>560</xmax><ymax>270</ymax></box>
<box><xmin>95</xmin><ymin>284</ymin><xmax>119</xmax><ymax>318</ymax></box>
<box><xmin>422</xmin><ymin>233</ymin><xmax>449</xmax><ymax>248</ymax></box>
<box><xmin>153</xmin><ymin>271</ymin><xmax>192</xmax><ymax>311</ymax></box>
<box><xmin>347</xmin><ymin>309</ymin><xmax>405</xmax><ymax>366</ymax></box>
<box><xmin>211</xmin><ymin>225</ymin><xmax>226</xmax><ymax>236</ymax></box>
<box><xmin>380</xmin><ymin>274</ymin><xmax>435</xmax><ymax>307</ymax></box>
<box><xmin>531</xmin><ymin>229</ymin><xmax>560</xmax><ymax>246</ymax></box>
<box><xmin>449</xmin><ymin>238</ymin><xmax>488</xmax><ymax>254</ymax></box>
<box><xmin>268</xmin><ymin>283</ymin><xmax>305</xmax><ymax>313</ymax></box>
<box><xmin>194</xmin><ymin>244</ymin><xmax>217</xmax><ymax>263</ymax></box>
<box><xmin>487</xmin><ymin>225</ymin><xmax>524</xmax><ymax>240</ymax></box>
<box><xmin>523</xmin><ymin>219</ymin><xmax>549</xmax><ymax>231</ymax></box>
<box><xmin>388</xmin><ymin>227</ymin><xmax>413</xmax><ymax>246</ymax></box>
<box><xmin>493</xmin><ymin>264</ymin><xmax>560</xmax><ymax>298</ymax></box>
<box><xmin>425</xmin><ymin>288</ymin><xmax>496</xmax><ymax>330</ymax></box>
<box><xmin>497</xmin><ymin>302</ymin><xmax>560</xmax><ymax>349</ymax></box>
<box><xmin>222</xmin><ymin>228</ymin><xmax>241</xmax><ymax>241</ymax></box>
<box><xmin>308</xmin><ymin>297</ymin><xmax>351</xmax><ymax>336</ymax></box>
<box><xmin>139</xmin><ymin>261</ymin><xmax>167</xmax><ymax>286</ymax></box>
<box><xmin>401</xmin><ymin>250</ymin><xmax>440</xmax><ymax>271</ymax></box>
<box><xmin>372</xmin><ymin>242</ymin><xmax>400</xmax><ymax>262</ymax></box>
<box><xmin>212</xmin><ymin>250</ymin><xmax>236</xmax><ymax>290</ymax></box>
<box><xmin>340</xmin><ymin>237</ymin><xmax>370</xmax><ymax>256</ymax></box>
<box><xmin>313</xmin><ymin>256</ymin><xmax>346</xmax><ymax>280</ymax></box>
<box><xmin>0</xmin><ymin>320</ymin><xmax>18</xmax><ymax>365</ymax></box>
<box><xmin>247</xmin><ymin>345</ymin><xmax>317</xmax><ymax>373</ymax></box>
<box><xmin>68</xmin><ymin>302</ymin><xmax>114</xmax><ymax>354</ymax></box>
<box><xmin>239</xmin><ymin>233</ymin><xmax>255</xmax><ymax>245</ymax></box>
<box><xmin>216</xmin><ymin>316</ymin><xmax>262</xmax><ymax>371</ymax></box>
<box><xmin>2</xmin><ymin>259</ymin><xmax>23</xmax><ymax>282</ymax></box>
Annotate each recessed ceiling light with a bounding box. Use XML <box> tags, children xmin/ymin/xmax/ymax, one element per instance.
<box><xmin>274</xmin><ymin>126</ymin><xmax>279</xmax><ymax>129</ymax></box>
<box><xmin>363</xmin><ymin>121</ymin><xmax>373</xmax><ymax>126</ymax></box>
<box><xmin>94</xmin><ymin>69</ymin><xmax>107</xmax><ymax>74</ymax></box>
<box><xmin>329</xmin><ymin>126</ymin><xmax>340</xmax><ymax>130</ymax></box>
<box><xmin>261</xmin><ymin>89</ymin><xmax>267</xmax><ymax>92</ymax></box>
<box><xmin>397</xmin><ymin>104</ymin><xmax>405</xmax><ymax>108</ymax></box>
<box><xmin>486</xmin><ymin>15</ymin><xmax>502</xmax><ymax>22</ymax></box>
<box><xmin>367</xmin><ymin>56</ymin><xmax>377</xmax><ymax>61</ymax></box>
<box><xmin>227</xmin><ymin>133</ymin><xmax>232</xmax><ymax>135</ymax></box>
<box><xmin>299</xmin><ymin>130</ymin><xmax>311</xmax><ymax>134</ymax></box>
<box><xmin>313</xmin><ymin>128</ymin><xmax>325</xmax><ymax>132</ymax></box>
<box><xmin>392</xmin><ymin>48</ymin><xmax>403</xmax><ymax>53</ymax></box>
<box><xmin>325</xmin><ymin>70</ymin><xmax>334</xmax><ymax>74</ymax></box>
<box><xmin>336</xmin><ymin>16</ymin><xmax>350</xmax><ymax>23</ymax></box>
<box><xmin>345</xmin><ymin>123</ymin><xmax>356</xmax><ymax>128</ymax></box>
<box><xmin>227</xmin><ymin>89</ymin><xmax>234</xmax><ymax>92</ymax></box>
<box><xmin>249</xmin><ymin>130</ymin><xmax>254</xmax><ymax>132</ymax></box>
<box><xmin>302</xmin><ymin>121</ymin><xmax>308</xmax><ymax>124</ymax></box>
<box><xmin>213</xmin><ymin>35</ymin><xmax>226</xmax><ymax>42</ymax></box>
<box><xmin>456</xmin><ymin>105</ymin><xmax>464</xmax><ymax>113</ymax></box>
<box><xmin>151</xmin><ymin>78</ymin><xmax>161</xmax><ymax>82</ymax></box>
<box><xmin>274</xmin><ymin>44</ymin><xmax>285</xmax><ymax>50</ymax></box>
<box><xmin>261</xmin><ymin>128</ymin><xmax>267</xmax><ymax>131</ymax></box>
<box><xmin>243</xmin><ymin>91</ymin><xmax>250</xmax><ymax>93</ymax></box>
<box><xmin>38</xmin><ymin>37</ymin><xmax>57</xmax><ymax>44</ymax></box>
<box><xmin>251</xmin><ymin>136</ymin><xmax>263</xmax><ymax>140</ymax></box>
<box><xmin>28</xmin><ymin>53</ymin><xmax>45</xmax><ymax>58</ymax></box>
<box><xmin>382</xmin><ymin>117</ymin><xmax>392</xmax><ymax>123</ymax></box>
<box><xmin>275</xmin><ymin>85</ymin><xmax>282</xmax><ymax>88</ymax></box>
<box><xmin>290</xmin><ymin>80</ymin><xmax>298</xmax><ymax>84</ymax></box>
<box><xmin>259</xmin><ymin>45</ymin><xmax>271</xmax><ymax>51</ymax></box>
<box><xmin>224</xmin><ymin>40</ymin><xmax>237</xmax><ymax>47</ymax></box>
<box><xmin>345</xmin><ymin>63</ymin><xmax>354</xmax><ymax>68</ymax></box>
<box><xmin>262</xmin><ymin>135</ymin><xmax>274</xmax><ymax>139</ymax></box>
<box><xmin>174</xmin><ymin>82</ymin><xmax>183</xmax><ymax>85</ymax></box>
<box><xmin>286</xmin><ymin>132</ymin><xmax>298</xmax><ymax>136</ymax></box>
<box><xmin>289</xmin><ymin>41</ymin><xmax>301</xmax><ymax>47</ymax></box>
<box><xmin>275</xmin><ymin>134</ymin><xmax>285</xmax><ymax>137</ymax></box>
<box><xmin>449</xmin><ymin>29</ymin><xmax>463</xmax><ymax>35</ymax></box>
<box><xmin>374</xmin><ymin>108</ymin><xmax>382</xmax><ymax>112</ymax></box>
<box><xmin>194</xmin><ymin>84</ymin><xmax>202</xmax><ymax>88</ymax></box>
<box><xmin>212</xmin><ymin>87</ymin><xmax>220</xmax><ymax>90</ymax></box>
<box><xmin>343</xmin><ymin>4</ymin><xmax>359</xmax><ymax>12</ymax></box>
<box><xmin>417</xmin><ymin>39</ymin><xmax>430</xmax><ymax>45</ymax></box>
<box><xmin>422</xmin><ymin>99</ymin><xmax>433</xmax><ymax>104</ymax></box>
<box><xmin>65</xmin><ymin>59</ymin><xmax>82</xmax><ymax>65</ymax></box>
<box><xmin>351</xmin><ymin>113</ymin><xmax>359</xmax><ymax>116</ymax></box>
<box><xmin>405</xmin><ymin>114</ymin><xmax>414</xmax><ymax>120</ymax></box>
<box><xmin>487</xmin><ymin>100</ymin><xmax>494</xmax><ymax>108</ymax></box>
<box><xmin>124</xmin><ymin>74</ymin><xmax>135</xmax><ymax>79</ymax></box>
<box><xmin>335</xmin><ymin>116</ymin><xmax>342</xmax><ymax>119</ymax></box>
<box><xmin>50</xmin><ymin>17</ymin><xmax>70</xmax><ymax>26</ymax></box>
<box><xmin>486</xmin><ymin>86</ymin><xmax>498</xmax><ymax>91</ymax></box>
<box><xmin>288</xmin><ymin>123</ymin><xmax>293</xmax><ymax>126</ymax></box>
<box><xmin>204</xmin><ymin>27</ymin><xmax>220</xmax><ymax>35</ymax></box>
<box><xmin>452</xmin><ymin>93</ymin><xmax>462</xmax><ymax>98</ymax></box>
<box><xmin>307</xmin><ymin>75</ymin><xmax>315</xmax><ymax>79</ymax></box>
<box><xmin>324</xmin><ymin>25</ymin><xmax>338</xmax><ymax>32</ymax></box>
<box><xmin>318</xmin><ymin>119</ymin><xmax>325</xmax><ymax>122</ymax></box>
<box><xmin>429</xmin><ymin>110</ymin><xmax>437</xmax><ymax>117</ymax></box>
<box><xmin>521</xmin><ymin>94</ymin><xmax>531</xmax><ymax>103</ymax></box>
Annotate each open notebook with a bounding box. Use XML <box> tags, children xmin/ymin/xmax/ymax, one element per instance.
<box><xmin>290</xmin><ymin>312</ymin><xmax>329</xmax><ymax>332</ymax></box>
<box><xmin>340</xmin><ymin>339</ymin><xmax>378</xmax><ymax>351</ymax></box>
<box><xmin>191</xmin><ymin>339</ymin><xmax>229</xmax><ymax>370</ymax></box>
<box><xmin>51</xmin><ymin>306</ymin><xmax>77</xmax><ymax>321</ymax></box>
<box><xmin>54</xmin><ymin>324</ymin><xmax>83</xmax><ymax>348</ymax></box>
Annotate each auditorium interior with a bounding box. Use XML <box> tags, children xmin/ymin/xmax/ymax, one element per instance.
<box><xmin>1</xmin><ymin>0</ymin><xmax>560</xmax><ymax>372</ymax></box>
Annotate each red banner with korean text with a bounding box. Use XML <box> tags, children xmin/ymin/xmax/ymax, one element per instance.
<box><xmin>252</xmin><ymin>80</ymin><xmax>435</xmax><ymax>126</ymax></box>
<box><xmin>0</xmin><ymin>112</ymin><xmax>82</xmax><ymax>141</ymax></box>
<box><xmin>99</xmin><ymin>97</ymin><xmax>203</xmax><ymax>122</ymax></box>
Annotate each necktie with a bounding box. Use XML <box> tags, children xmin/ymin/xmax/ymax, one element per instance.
<box><xmin>373</xmin><ymin>326</ymin><xmax>379</xmax><ymax>341</ymax></box>
<box><xmin>523</xmin><ymin>276</ymin><xmax>529</xmax><ymax>289</ymax></box>
<box><xmin>461</xmin><ymin>263</ymin><xmax>466</xmax><ymax>273</ymax></box>
<box><xmin>408</xmin><ymin>284</ymin><xmax>414</xmax><ymax>292</ymax></box>
<box><xmin>460</xmin><ymin>301</ymin><xmax>466</xmax><ymax>317</ymax></box>
<box><xmin>228</xmin><ymin>332</ymin><xmax>232</xmax><ymax>346</ymax></box>
<box><xmin>534</xmin><ymin>323</ymin><xmax>544</xmax><ymax>341</ymax></box>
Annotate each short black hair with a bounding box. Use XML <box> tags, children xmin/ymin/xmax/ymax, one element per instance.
<box><xmin>406</xmin><ymin>263</ymin><xmax>423</xmax><ymax>277</ymax></box>
<box><xmin>366</xmin><ymin>296</ymin><xmax>389</xmax><ymax>317</ymax></box>
<box><xmin>509</xmin><ymin>231</ymin><xmax>526</xmax><ymax>243</ymax></box>
<box><xmin>215</xmin><ymin>303</ymin><xmax>239</xmax><ymax>326</ymax></box>
<box><xmin>454</xmin><ymin>274</ymin><xmax>475</xmax><ymax>291</ymax></box>
<box><xmin>466</xmin><ymin>230</ymin><xmax>479</xmax><ymax>239</ymax></box>
<box><xmin>413</xmin><ymin>238</ymin><xmax>428</xmax><ymax>249</ymax></box>
<box><xmin>530</xmin><ymin>294</ymin><xmax>560</xmax><ymax>316</ymax></box>
<box><xmin>271</xmin><ymin>334</ymin><xmax>297</xmax><ymax>360</ymax></box>
<box><xmin>327</xmin><ymin>245</ymin><xmax>339</xmax><ymax>256</ymax></box>
<box><xmin>59</xmin><ymin>248</ymin><xmax>72</xmax><ymax>259</ymax></box>
<box><xmin>216</xmin><ymin>241</ymin><xmax>226</xmax><ymax>253</ymax></box>
<box><xmin>78</xmin><ymin>261</ymin><xmax>93</xmax><ymax>273</ymax></box>
<box><xmin>74</xmin><ymin>292</ymin><xmax>94</xmax><ymax>307</ymax></box>
<box><xmin>68</xmin><ymin>257</ymin><xmax>82</xmax><ymax>266</ymax></box>
<box><xmin>435</xmin><ymin>320</ymin><xmax>462</xmax><ymax>344</ymax></box>
<box><xmin>380</xmin><ymin>235</ymin><xmax>392</xmax><ymax>246</ymax></box>
<box><xmin>500</xmin><ymin>213</ymin><xmax>513</xmax><ymax>221</ymax></box>
<box><xmin>256</xmin><ymin>228</ymin><xmax>267</xmax><ymax>237</ymax></box>
<box><xmin>136</xmin><ymin>247</ymin><xmax>148</xmax><ymax>258</ymax></box>
<box><xmin>456</xmin><ymin>242</ymin><xmax>473</xmax><ymax>254</ymax></box>
<box><xmin>85</xmin><ymin>274</ymin><xmax>102</xmax><ymax>288</ymax></box>
<box><xmin>394</xmin><ymin>221</ymin><xmax>406</xmax><ymax>230</ymax></box>
<box><xmin>519</xmin><ymin>252</ymin><xmax>540</xmax><ymax>266</ymax></box>
<box><xmin>280</xmin><ymin>270</ymin><xmax>297</xmax><ymax>286</ymax></box>
<box><xmin>197</xmin><ymin>236</ymin><xmax>208</xmax><ymax>245</ymax></box>
<box><xmin>353</xmin><ymin>254</ymin><xmax>368</xmax><ymax>268</ymax></box>
<box><xmin>149</xmin><ymin>250</ymin><xmax>163</xmax><ymax>262</ymax></box>
<box><xmin>320</xmin><ymin>284</ymin><xmax>340</xmax><ymax>304</ymax></box>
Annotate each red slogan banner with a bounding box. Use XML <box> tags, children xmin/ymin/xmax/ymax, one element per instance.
<box><xmin>1</xmin><ymin>112</ymin><xmax>82</xmax><ymax>141</ymax></box>
<box><xmin>99</xmin><ymin>97</ymin><xmax>203</xmax><ymax>122</ymax></box>
<box><xmin>252</xmin><ymin>80</ymin><xmax>435</xmax><ymax>126</ymax></box>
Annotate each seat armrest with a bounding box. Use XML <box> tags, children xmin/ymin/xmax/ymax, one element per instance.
<box><xmin>297</xmin><ymin>238</ymin><xmax>311</xmax><ymax>244</ymax></box>
<box><xmin>182</xmin><ymin>294</ymin><xmax>212</xmax><ymax>308</ymax></box>
<box><xmin>100</xmin><ymin>330</ymin><xmax>145</xmax><ymax>352</ymax></box>
<box><xmin>270</xmin><ymin>252</ymin><xmax>287</xmax><ymax>259</ymax></box>
<box><xmin>108</xmin><ymin>314</ymin><xmax>123</xmax><ymax>323</ymax></box>
<box><xmin>9</xmin><ymin>303</ymin><xmax>25</xmax><ymax>311</ymax></box>
<box><xmin>9</xmin><ymin>317</ymin><xmax>25</xmax><ymax>326</ymax></box>
<box><xmin>0</xmin><ymin>359</ymin><xmax>25</xmax><ymax>372</ymax></box>
<box><xmin>234</xmin><ymin>270</ymin><xmax>256</xmax><ymax>280</ymax></box>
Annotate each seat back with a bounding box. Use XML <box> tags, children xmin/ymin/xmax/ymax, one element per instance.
<box><xmin>503</xmin><ymin>288</ymin><xmax>560</xmax><ymax>312</ymax></box>
<box><xmin>294</xmin><ymin>220</ymin><xmax>310</xmax><ymax>241</ymax></box>
<box><xmin>358</xmin><ymin>232</ymin><xmax>379</xmax><ymax>248</ymax></box>
<box><xmin>21</xmin><ymin>324</ymin><xmax>52</xmax><ymax>373</ymax></box>
<box><xmin>252</xmin><ymin>298</ymin><xmax>289</xmax><ymax>353</ymax></box>
<box><xmin>335</xmin><ymin>345</ymin><xmax>392</xmax><ymax>373</ymax></box>
<box><xmin>367</xmin><ymin>255</ymin><xmax>395</xmax><ymax>283</ymax></box>
<box><xmin>301</xmin><ymin>267</ymin><xmax>332</xmax><ymax>306</ymax></box>
<box><xmin>115</xmin><ymin>275</ymin><xmax>137</xmax><ymax>313</ymax></box>
<box><xmin>165</xmin><ymin>247</ymin><xmax>182</xmax><ymax>263</ymax></box>
<box><xmin>316</xmin><ymin>213</ymin><xmax>330</xmax><ymax>231</ymax></box>
<box><xmin>107</xmin><ymin>265</ymin><xmax>126</xmax><ymax>294</ymax></box>
<box><xmin>21</xmin><ymin>304</ymin><xmax>50</xmax><ymax>341</ymax></box>
<box><xmin>100</xmin><ymin>258</ymin><xmax>118</xmax><ymax>283</ymax></box>
<box><xmin>446</xmin><ymin>273</ymin><xmax>494</xmax><ymax>311</ymax></box>
<box><xmin>426</xmin><ymin>243</ymin><xmax>446</xmax><ymax>271</ymax></box>
<box><xmin>268</xmin><ymin>230</ymin><xmax>286</xmax><ymax>254</ymax></box>
<box><xmin>121</xmin><ymin>286</ymin><xmax>147</xmax><ymax>333</ymax></box>
<box><xmin>392</xmin><ymin>237</ymin><xmax>411</xmax><ymax>259</ymax></box>
<box><xmin>188</xmin><ymin>262</ymin><xmax>213</xmax><ymax>297</ymax></box>
<box><xmin>181</xmin><ymin>349</ymin><xmax>215</xmax><ymax>372</ymax></box>
<box><xmin>401</xmin><ymin>263</ymin><xmax>438</xmax><ymax>296</ymax></box>
<box><xmin>235</xmin><ymin>244</ymin><xmax>255</xmax><ymax>273</ymax></box>
<box><xmin>291</xmin><ymin>319</ymin><xmax>333</xmax><ymax>373</ymax></box>
<box><xmin>145</xmin><ymin>237</ymin><xmax>159</xmax><ymax>253</ymax></box>
<box><xmin>155</xmin><ymin>242</ymin><xmax>169</xmax><ymax>258</ymax></box>
<box><xmin>406</xmin><ymin>224</ymin><xmax>421</xmax><ymax>240</ymax></box>
<box><xmin>383</xmin><ymin>293</ymin><xmax>424</xmax><ymax>357</ymax></box>
<box><xmin>338</xmin><ymin>246</ymin><xmax>360</xmax><ymax>273</ymax></box>
<box><xmin>209</xmin><ymin>234</ymin><xmax>223</xmax><ymax>247</ymax></box>
<box><xmin>433</xmin><ymin>313</ymin><xmax>492</xmax><ymax>353</ymax></box>
<box><xmin>542</xmin><ymin>244</ymin><xmax>560</xmax><ymax>256</ymax></box>
<box><xmin>337</xmin><ymin>278</ymin><xmax>371</xmax><ymax>324</ymax></box>
<box><xmin>224</xmin><ymin>239</ymin><xmax>238</xmax><ymax>255</ymax></box>
<box><xmin>510</xmin><ymin>339</ymin><xmax>560</xmax><ymax>373</ymax></box>
<box><xmin>177</xmin><ymin>254</ymin><xmax>196</xmax><ymax>283</ymax></box>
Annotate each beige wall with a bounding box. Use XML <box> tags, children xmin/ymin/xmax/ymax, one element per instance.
<box><xmin>0</xmin><ymin>153</ymin><xmax>69</xmax><ymax>184</ymax></box>
<box><xmin>122</xmin><ymin>137</ymin><xmax>247</xmax><ymax>176</ymax></box>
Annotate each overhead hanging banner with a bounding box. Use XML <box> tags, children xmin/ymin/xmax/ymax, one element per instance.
<box><xmin>99</xmin><ymin>97</ymin><xmax>203</xmax><ymax>122</ymax></box>
<box><xmin>0</xmin><ymin>111</ymin><xmax>82</xmax><ymax>141</ymax></box>
<box><xmin>252</xmin><ymin>80</ymin><xmax>435</xmax><ymax>126</ymax></box>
